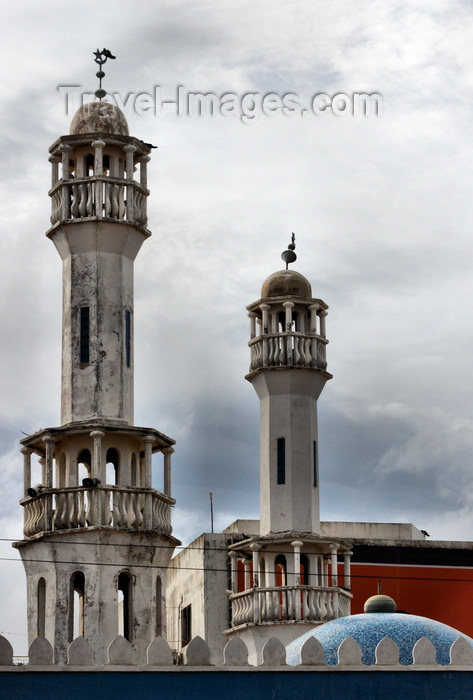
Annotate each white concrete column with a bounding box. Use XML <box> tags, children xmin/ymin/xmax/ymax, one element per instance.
<box><xmin>140</xmin><ymin>155</ymin><xmax>150</xmax><ymax>189</ymax></box>
<box><xmin>260</xmin><ymin>304</ymin><xmax>270</xmax><ymax>366</ymax></box>
<box><xmin>90</xmin><ymin>431</ymin><xmax>105</xmax><ymax>482</ymax></box>
<box><xmin>330</xmin><ymin>545</ymin><xmax>339</xmax><ymax>588</ymax></box>
<box><xmin>323</xmin><ymin>556</ymin><xmax>330</xmax><ymax>587</ymax></box>
<box><xmin>248</xmin><ymin>311</ymin><xmax>257</xmax><ymax>339</ymax></box>
<box><xmin>43</xmin><ymin>436</ymin><xmax>55</xmax><ymax>488</ymax></box>
<box><xmin>250</xmin><ymin>543</ymin><xmax>261</xmax><ymax>588</ymax></box>
<box><xmin>124</xmin><ymin>144</ymin><xmax>137</xmax><ymax>222</ymax></box>
<box><xmin>163</xmin><ymin>447</ymin><xmax>174</xmax><ymax>497</ymax></box>
<box><xmin>49</xmin><ymin>155</ymin><xmax>59</xmax><ymax>187</ymax></box>
<box><xmin>291</xmin><ymin>540</ymin><xmax>303</xmax><ymax>586</ymax></box>
<box><xmin>229</xmin><ymin>551</ymin><xmax>239</xmax><ymax>593</ymax></box>
<box><xmin>21</xmin><ymin>447</ymin><xmax>31</xmax><ymax>495</ymax></box>
<box><xmin>60</xmin><ymin>144</ymin><xmax>71</xmax><ymax>219</ymax></box>
<box><xmin>319</xmin><ymin>310</ymin><xmax>327</xmax><ymax>338</ymax></box>
<box><xmin>143</xmin><ymin>435</ymin><xmax>154</xmax><ymax>489</ymax></box>
<box><xmin>243</xmin><ymin>559</ymin><xmax>251</xmax><ymax>591</ymax></box>
<box><xmin>344</xmin><ymin>550</ymin><xmax>353</xmax><ymax>591</ymax></box>
<box><xmin>283</xmin><ymin>301</ymin><xmax>295</xmax><ymax>364</ymax></box>
<box><xmin>92</xmin><ymin>139</ymin><xmax>105</xmax><ymax>218</ymax></box>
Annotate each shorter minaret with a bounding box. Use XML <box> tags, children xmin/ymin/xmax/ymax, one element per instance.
<box><xmin>224</xmin><ymin>238</ymin><xmax>351</xmax><ymax>665</ymax></box>
<box><xmin>246</xmin><ymin>236</ymin><xmax>331</xmax><ymax>535</ymax></box>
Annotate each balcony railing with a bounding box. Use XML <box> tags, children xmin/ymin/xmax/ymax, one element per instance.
<box><xmin>248</xmin><ymin>332</ymin><xmax>328</xmax><ymax>372</ymax></box>
<box><xmin>50</xmin><ymin>176</ymin><xmax>148</xmax><ymax>227</ymax></box>
<box><xmin>21</xmin><ymin>486</ymin><xmax>173</xmax><ymax>538</ymax></box>
<box><xmin>229</xmin><ymin>585</ymin><xmax>352</xmax><ymax>628</ymax></box>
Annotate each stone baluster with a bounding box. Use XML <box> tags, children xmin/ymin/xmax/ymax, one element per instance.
<box><xmin>260</xmin><ymin>304</ymin><xmax>270</xmax><ymax>366</ymax></box>
<box><xmin>92</xmin><ymin>140</ymin><xmax>105</xmax><ymax>218</ymax></box>
<box><xmin>229</xmin><ymin>551</ymin><xmax>239</xmax><ymax>593</ymax></box>
<box><xmin>163</xmin><ymin>447</ymin><xmax>174</xmax><ymax>497</ymax></box>
<box><xmin>22</xmin><ymin>446</ymin><xmax>32</xmax><ymax>496</ymax></box>
<box><xmin>344</xmin><ymin>550</ymin><xmax>353</xmax><ymax>591</ymax></box>
<box><xmin>124</xmin><ymin>144</ymin><xmax>137</xmax><ymax>222</ymax></box>
<box><xmin>60</xmin><ymin>144</ymin><xmax>71</xmax><ymax>219</ymax></box>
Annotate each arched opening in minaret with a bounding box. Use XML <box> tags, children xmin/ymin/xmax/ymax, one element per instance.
<box><xmin>130</xmin><ymin>453</ymin><xmax>138</xmax><ymax>486</ymax></box>
<box><xmin>69</xmin><ymin>571</ymin><xmax>85</xmax><ymax>642</ymax></box>
<box><xmin>300</xmin><ymin>554</ymin><xmax>309</xmax><ymax>586</ymax></box>
<box><xmin>152</xmin><ymin>452</ymin><xmax>163</xmax><ymax>491</ymax></box>
<box><xmin>77</xmin><ymin>449</ymin><xmax>91</xmax><ymax>484</ymax></box>
<box><xmin>156</xmin><ymin>575</ymin><xmax>162</xmax><ymax>637</ymax></box>
<box><xmin>274</xmin><ymin>554</ymin><xmax>287</xmax><ymax>586</ymax></box>
<box><xmin>55</xmin><ymin>452</ymin><xmax>66</xmax><ymax>488</ymax></box>
<box><xmin>37</xmin><ymin>577</ymin><xmax>46</xmax><ymax>637</ymax></box>
<box><xmin>106</xmin><ymin>448</ymin><xmax>120</xmax><ymax>486</ymax></box>
<box><xmin>259</xmin><ymin>557</ymin><xmax>266</xmax><ymax>588</ymax></box>
<box><xmin>118</xmin><ymin>571</ymin><xmax>133</xmax><ymax>641</ymax></box>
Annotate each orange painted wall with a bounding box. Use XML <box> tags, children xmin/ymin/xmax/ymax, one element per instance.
<box><xmin>344</xmin><ymin>563</ymin><xmax>473</xmax><ymax>638</ymax></box>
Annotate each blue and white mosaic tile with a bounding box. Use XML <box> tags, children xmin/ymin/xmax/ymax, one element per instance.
<box><xmin>286</xmin><ymin>613</ymin><xmax>473</xmax><ymax>666</ymax></box>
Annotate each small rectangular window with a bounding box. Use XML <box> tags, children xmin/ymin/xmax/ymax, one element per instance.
<box><xmin>277</xmin><ymin>437</ymin><xmax>286</xmax><ymax>485</ymax></box>
<box><xmin>80</xmin><ymin>307</ymin><xmax>90</xmax><ymax>364</ymax></box>
<box><xmin>125</xmin><ymin>310</ymin><xmax>131</xmax><ymax>367</ymax></box>
<box><xmin>181</xmin><ymin>604</ymin><xmax>192</xmax><ymax>648</ymax></box>
<box><xmin>313</xmin><ymin>441</ymin><xmax>318</xmax><ymax>487</ymax></box>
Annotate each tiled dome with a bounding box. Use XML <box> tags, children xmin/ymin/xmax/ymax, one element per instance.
<box><xmin>286</xmin><ymin>612</ymin><xmax>473</xmax><ymax>666</ymax></box>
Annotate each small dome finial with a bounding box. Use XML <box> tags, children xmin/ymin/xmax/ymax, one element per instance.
<box><xmin>93</xmin><ymin>48</ymin><xmax>116</xmax><ymax>100</ymax></box>
<box><xmin>281</xmin><ymin>233</ymin><xmax>297</xmax><ymax>270</ymax></box>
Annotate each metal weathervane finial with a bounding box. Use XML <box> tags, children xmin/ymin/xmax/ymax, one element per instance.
<box><xmin>281</xmin><ymin>233</ymin><xmax>297</xmax><ymax>269</ymax></box>
<box><xmin>93</xmin><ymin>48</ymin><xmax>116</xmax><ymax>100</ymax></box>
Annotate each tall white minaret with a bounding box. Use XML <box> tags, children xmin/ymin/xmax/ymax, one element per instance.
<box><xmin>246</xmin><ymin>237</ymin><xmax>331</xmax><ymax>535</ymax></box>
<box><xmin>14</xmin><ymin>55</ymin><xmax>179</xmax><ymax>665</ymax></box>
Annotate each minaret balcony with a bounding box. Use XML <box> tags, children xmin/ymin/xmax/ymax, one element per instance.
<box><xmin>49</xmin><ymin>175</ymin><xmax>148</xmax><ymax>228</ymax></box>
<box><xmin>21</xmin><ymin>485</ymin><xmax>173</xmax><ymax>538</ymax></box>
<box><xmin>229</xmin><ymin>584</ymin><xmax>352</xmax><ymax>628</ymax></box>
<box><xmin>248</xmin><ymin>331</ymin><xmax>328</xmax><ymax>372</ymax></box>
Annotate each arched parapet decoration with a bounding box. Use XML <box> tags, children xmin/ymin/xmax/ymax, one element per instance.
<box><xmin>117</xmin><ymin>570</ymin><xmax>134</xmax><ymax>642</ymax></box>
<box><xmin>69</xmin><ymin>571</ymin><xmax>85</xmax><ymax>643</ymax></box>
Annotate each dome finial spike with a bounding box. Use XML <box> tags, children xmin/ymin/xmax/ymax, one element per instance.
<box><xmin>93</xmin><ymin>48</ymin><xmax>116</xmax><ymax>101</ymax></box>
<box><xmin>281</xmin><ymin>232</ymin><xmax>297</xmax><ymax>269</ymax></box>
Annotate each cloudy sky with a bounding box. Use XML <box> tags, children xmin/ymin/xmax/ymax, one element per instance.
<box><xmin>1</xmin><ymin>0</ymin><xmax>473</xmax><ymax>654</ymax></box>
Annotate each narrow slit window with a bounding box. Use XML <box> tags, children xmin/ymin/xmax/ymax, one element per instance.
<box><xmin>313</xmin><ymin>441</ymin><xmax>318</xmax><ymax>487</ymax></box>
<box><xmin>181</xmin><ymin>604</ymin><xmax>192</xmax><ymax>648</ymax></box>
<box><xmin>80</xmin><ymin>307</ymin><xmax>90</xmax><ymax>364</ymax></box>
<box><xmin>125</xmin><ymin>310</ymin><xmax>131</xmax><ymax>367</ymax></box>
<box><xmin>277</xmin><ymin>437</ymin><xmax>286</xmax><ymax>485</ymax></box>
